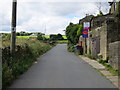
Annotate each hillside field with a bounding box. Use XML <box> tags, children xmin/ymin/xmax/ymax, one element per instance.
<box><xmin>17</xmin><ymin>35</ymin><xmax>67</xmax><ymax>39</ymax></box>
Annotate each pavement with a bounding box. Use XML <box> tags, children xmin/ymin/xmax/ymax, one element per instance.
<box><xmin>8</xmin><ymin>44</ymin><xmax>117</xmax><ymax>88</ymax></box>
<box><xmin>79</xmin><ymin>56</ymin><xmax>119</xmax><ymax>88</ymax></box>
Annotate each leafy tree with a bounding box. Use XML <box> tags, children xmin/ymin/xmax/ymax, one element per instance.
<box><xmin>66</xmin><ymin>23</ymin><xmax>83</xmax><ymax>52</ymax></box>
<box><xmin>37</xmin><ymin>33</ymin><xmax>43</xmax><ymax>40</ymax></box>
<box><xmin>66</xmin><ymin>23</ymin><xmax>80</xmax><ymax>45</ymax></box>
<box><xmin>77</xmin><ymin>25</ymin><xmax>83</xmax><ymax>37</ymax></box>
<box><xmin>16</xmin><ymin>32</ymin><xmax>20</xmax><ymax>36</ymax></box>
<box><xmin>50</xmin><ymin>34</ymin><xmax>57</xmax><ymax>40</ymax></box>
<box><xmin>50</xmin><ymin>34</ymin><xmax>64</xmax><ymax>40</ymax></box>
<box><xmin>57</xmin><ymin>33</ymin><xmax>64</xmax><ymax>40</ymax></box>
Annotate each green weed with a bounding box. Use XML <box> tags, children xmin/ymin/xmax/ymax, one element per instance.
<box><xmin>98</xmin><ymin>60</ymin><xmax>120</xmax><ymax>76</ymax></box>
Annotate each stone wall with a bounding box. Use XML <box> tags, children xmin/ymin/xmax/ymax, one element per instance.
<box><xmin>107</xmin><ymin>20</ymin><xmax>120</xmax><ymax>44</ymax></box>
<box><xmin>91</xmin><ymin>14</ymin><xmax>114</xmax><ymax>29</ymax></box>
<box><xmin>87</xmin><ymin>37</ymin><xmax>91</xmax><ymax>55</ymax></box>
<box><xmin>79</xmin><ymin>13</ymin><xmax>119</xmax><ymax>64</ymax></box>
<box><xmin>90</xmin><ymin>19</ymin><xmax>119</xmax><ymax>60</ymax></box>
<box><xmin>90</xmin><ymin>24</ymin><xmax>107</xmax><ymax>59</ymax></box>
<box><xmin>109</xmin><ymin>41</ymin><xmax>120</xmax><ymax>70</ymax></box>
<box><xmin>100</xmin><ymin>24</ymin><xmax>108</xmax><ymax>60</ymax></box>
<box><xmin>91</xmin><ymin>36</ymin><xmax>100</xmax><ymax>58</ymax></box>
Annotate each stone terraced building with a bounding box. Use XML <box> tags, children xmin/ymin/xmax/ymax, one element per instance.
<box><xmin>78</xmin><ymin>1</ymin><xmax>120</xmax><ymax>70</ymax></box>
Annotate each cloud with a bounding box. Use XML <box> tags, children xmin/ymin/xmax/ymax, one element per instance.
<box><xmin>0</xmin><ymin>1</ymin><xmax>110</xmax><ymax>34</ymax></box>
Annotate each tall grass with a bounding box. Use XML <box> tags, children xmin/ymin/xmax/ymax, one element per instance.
<box><xmin>2</xmin><ymin>38</ymin><xmax>30</xmax><ymax>48</ymax></box>
<box><xmin>2</xmin><ymin>39</ymin><xmax>53</xmax><ymax>88</ymax></box>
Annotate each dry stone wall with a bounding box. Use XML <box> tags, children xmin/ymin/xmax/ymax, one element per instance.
<box><xmin>109</xmin><ymin>41</ymin><xmax>120</xmax><ymax>70</ymax></box>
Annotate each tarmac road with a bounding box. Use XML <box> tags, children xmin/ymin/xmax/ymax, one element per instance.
<box><xmin>9</xmin><ymin>44</ymin><xmax>116</xmax><ymax>88</ymax></box>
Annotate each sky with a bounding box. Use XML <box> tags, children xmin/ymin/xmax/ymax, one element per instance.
<box><xmin>0</xmin><ymin>0</ymin><xmax>111</xmax><ymax>35</ymax></box>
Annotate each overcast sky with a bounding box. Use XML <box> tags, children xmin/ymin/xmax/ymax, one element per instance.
<box><xmin>0</xmin><ymin>0</ymin><xmax>111</xmax><ymax>35</ymax></box>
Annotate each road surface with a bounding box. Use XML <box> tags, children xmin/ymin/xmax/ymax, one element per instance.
<box><xmin>9</xmin><ymin>44</ymin><xmax>116</xmax><ymax>88</ymax></box>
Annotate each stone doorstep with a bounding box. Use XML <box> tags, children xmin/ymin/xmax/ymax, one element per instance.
<box><xmin>106</xmin><ymin>76</ymin><xmax>118</xmax><ymax>82</ymax></box>
<box><xmin>89</xmin><ymin>63</ymin><xmax>105</xmax><ymax>70</ymax></box>
<box><xmin>106</xmin><ymin>76</ymin><xmax>118</xmax><ymax>79</ymax></box>
<box><xmin>100</xmin><ymin>70</ymin><xmax>113</xmax><ymax>76</ymax></box>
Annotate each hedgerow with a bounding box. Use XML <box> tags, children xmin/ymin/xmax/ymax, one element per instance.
<box><xmin>2</xmin><ymin>40</ymin><xmax>53</xmax><ymax>88</ymax></box>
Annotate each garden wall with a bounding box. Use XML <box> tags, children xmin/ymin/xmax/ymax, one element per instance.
<box><xmin>109</xmin><ymin>41</ymin><xmax>120</xmax><ymax>70</ymax></box>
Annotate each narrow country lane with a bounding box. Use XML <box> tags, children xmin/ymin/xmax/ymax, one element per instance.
<box><xmin>9</xmin><ymin>44</ymin><xmax>116</xmax><ymax>88</ymax></box>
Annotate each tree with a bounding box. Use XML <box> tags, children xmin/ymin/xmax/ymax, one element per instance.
<box><xmin>16</xmin><ymin>32</ymin><xmax>20</xmax><ymax>36</ymax></box>
<box><xmin>66</xmin><ymin>23</ymin><xmax>83</xmax><ymax>52</ymax></box>
<box><xmin>49</xmin><ymin>34</ymin><xmax>64</xmax><ymax>40</ymax></box>
<box><xmin>77</xmin><ymin>25</ymin><xmax>83</xmax><ymax>37</ymax></box>
<box><xmin>96</xmin><ymin>2</ymin><xmax>104</xmax><ymax>16</ymax></box>
<box><xmin>50</xmin><ymin>34</ymin><xmax>57</xmax><ymax>40</ymax></box>
<box><xmin>57</xmin><ymin>33</ymin><xmax>64</xmax><ymax>40</ymax></box>
<box><xmin>37</xmin><ymin>33</ymin><xmax>43</xmax><ymax>40</ymax></box>
<box><xmin>66</xmin><ymin>23</ymin><xmax>80</xmax><ymax>45</ymax></box>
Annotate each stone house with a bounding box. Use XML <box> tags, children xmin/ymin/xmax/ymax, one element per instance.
<box><xmin>79</xmin><ymin>14</ymin><xmax>115</xmax><ymax>59</ymax></box>
<box><xmin>79</xmin><ymin>1</ymin><xmax>120</xmax><ymax>69</ymax></box>
<box><xmin>90</xmin><ymin>14</ymin><xmax>116</xmax><ymax>60</ymax></box>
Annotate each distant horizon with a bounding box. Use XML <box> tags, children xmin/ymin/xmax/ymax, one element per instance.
<box><xmin>1</xmin><ymin>32</ymin><xmax>66</xmax><ymax>35</ymax></box>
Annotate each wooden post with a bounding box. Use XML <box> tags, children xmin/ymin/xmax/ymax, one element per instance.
<box><xmin>11</xmin><ymin>0</ymin><xmax>17</xmax><ymax>55</ymax></box>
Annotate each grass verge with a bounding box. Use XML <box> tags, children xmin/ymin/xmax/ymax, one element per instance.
<box><xmin>56</xmin><ymin>40</ymin><xmax>68</xmax><ymax>44</ymax></box>
<box><xmin>2</xmin><ymin>40</ymin><xmax>54</xmax><ymax>88</ymax></box>
<box><xmin>98</xmin><ymin>60</ymin><xmax>120</xmax><ymax>77</ymax></box>
<box><xmin>83</xmin><ymin>54</ymin><xmax>120</xmax><ymax>77</ymax></box>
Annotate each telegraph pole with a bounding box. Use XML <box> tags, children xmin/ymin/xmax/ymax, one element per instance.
<box><xmin>11</xmin><ymin>0</ymin><xmax>17</xmax><ymax>55</ymax></box>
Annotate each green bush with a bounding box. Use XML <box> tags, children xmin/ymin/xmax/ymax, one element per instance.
<box><xmin>85</xmin><ymin>54</ymin><xmax>96</xmax><ymax>60</ymax></box>
<box><xmin>98</xmin><ymin>60</ymin><xmax>120</xmax><ymax>76</ymax></box>
<box><xmin>77</xmin><ymin>25</ymin><xmax>83</xmax><ymax>37</ymax></box>
<box><xmin>67</xmin><ymin>43</ymin><xmax>74</xmax><ymax>52</ymax></box>
<box><xmin>49</xmin><ymin>34</ymin><xmax>64</xmax><ymax>40</ymax></box>
<box><xmin>98</xmin><ymin>60</ymin><xmax>108</xmax><ymax>64</ymax></box>
<box><xmin>37</xmin><ymin>33</ymin><xmax>43</xmax><ymax>40</ymax></box>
